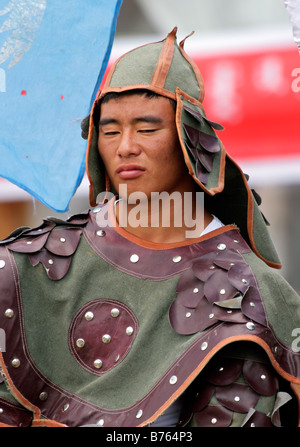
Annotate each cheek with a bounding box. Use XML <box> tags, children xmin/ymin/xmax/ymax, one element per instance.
<box><xmin>98</xmin><ymin>139</ymin><xmax>112</xmax><ymax>170</ymax></box>
<box><xmin>160</xmin><ymin>135</ymin><xmax>184</xmax><ymax>167</ymax></box>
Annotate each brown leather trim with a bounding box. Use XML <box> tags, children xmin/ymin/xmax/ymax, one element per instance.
<box><xmin>150</xmin><ymin>27</ymin><xmax>177</xmax><ymax>89</ymax></box>
<box><xmin>0</xmin><ymin>352</ymin><xmax>41</xmax><ymax>420</ymax></box>
<box><xmin>31</xmin><ymin>419</ymin><xmax>66</xmax><ymax>427</ymax></box>
<box><xmin>100</xmin><ymin>84</ymin><xmax>177</xmax><ymax>101</ymax></box>
<box><xmin>86</xmin><ymin>205</ymin><xmax>252</xmax><ymax>282</ymax></box>
<box><xmin>107</xmin><ymin>196</ymin><xmax>238</xmax><ymax>251</ymax></box>
<box><xmin>0</xmin><ymin>396</ymin><xmax>33</xmax><ymax>427</ymax></box>
<box><xmin>86</xmin><ymin>101</ymin><xmax>98</xmax><ymax>207</ymax></box>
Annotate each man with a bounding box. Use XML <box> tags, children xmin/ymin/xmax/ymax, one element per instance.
<box><xmin>0</xmin><ymin>28</ymin><xmax>299</xmax><ymax>427</ymax></box>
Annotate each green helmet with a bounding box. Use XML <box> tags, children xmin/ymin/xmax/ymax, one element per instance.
<box><xmin>83</xmin><ymin>28</ymin><xmax>281</xmax><ymax>269</ymax></box>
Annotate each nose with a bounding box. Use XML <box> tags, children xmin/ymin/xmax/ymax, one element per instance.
<box><xmin>117</xmin><ymin>129</ymin><xmax>141</xmax><ymax>157</ymax></box>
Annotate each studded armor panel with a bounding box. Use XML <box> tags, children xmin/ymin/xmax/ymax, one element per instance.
<box><xmin>0</xmin><ymin>202</ymin><xmax>299</xmax><ymax>427</ymax></box>
<box><xmin>180</xmin><ymin>344</ymin><xmax>291</xmax><ymax>427</ymax></box>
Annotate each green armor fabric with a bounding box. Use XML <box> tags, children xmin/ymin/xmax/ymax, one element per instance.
<box><xmin>0</xmin><ymin>202</ymin><xmax>299</xmax><ymax>427</ymax></box>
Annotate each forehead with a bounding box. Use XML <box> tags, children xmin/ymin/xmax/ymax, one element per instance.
<box><xmin>99</xmin><ymin>92</ymin><xmax>175</xmax><ymax>119</ymax></box>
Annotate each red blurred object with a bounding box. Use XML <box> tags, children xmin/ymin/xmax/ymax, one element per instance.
<box><xmin>196</xmin><ymin>46</ymin><xmax>300</xmax><ymax>162</ymax></box>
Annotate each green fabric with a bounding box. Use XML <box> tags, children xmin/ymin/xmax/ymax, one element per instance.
<box><xmin>15</xmin><ymin>240</ymin><xmax>198</xmax><ymax>410</ymax></box>
<box><xmin>252</xmin><ymin>200</ymin><xmax>281</xmax><ymax>266</ymax></box>
<box><xmin>109</xmin><ymin>42</ymin><xmax>161</xmax><ymax>88</ymax></box>
<box><xmin>109</xmin><ymin>38</ymin><xmax>201</xmax><ymax>100</ymax></box>
<box><xmin>0</xmin><ymin>380</ymin><xmax>19</xmax><ymax>405</ymax></box>
<box><xmin>244</xmin><ymin>251</ymin><xmax>300</xmax><ymax>346</ymax></box>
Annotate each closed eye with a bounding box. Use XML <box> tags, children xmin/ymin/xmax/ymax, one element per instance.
<box><xmin>104</xmin><ymin>131</ymin><xmax>120</xmax><ymax>135</ymax></box>
<box><xmin>138</xmin><ymin>128</ymin><xmax>158</xmax><ymax>133</ymax></box>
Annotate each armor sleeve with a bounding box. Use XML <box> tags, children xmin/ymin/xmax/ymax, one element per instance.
<box><xmin>182</xmin><ymin>342</ymin><xmax>295</xmax><ymax>427</ymax></box>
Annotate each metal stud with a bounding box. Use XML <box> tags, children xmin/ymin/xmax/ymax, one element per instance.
<box><xmin>4</xmin><ymin>309</ymin><xmax>14</xmax><ymax>318</ymax></box>
<box><xmin>126</xmin><ymin>326</ymin><xmax>134</xmax><ymax>336</ymax></box>
<box><xmin>242</xmin><ymin>278</ymin><xmax>248</xmax><ymax>284</ymax></box>
<box><xmin>169</xmin><ymin>375</ymin><xmax>178</xmax><ymax>385</ymax></box>
<box><xmin>217</xmin><ymin>243</ymin><xmax>226</xmax><ymax>251</ymax></box>
<box><xmin>211</xmin><ymin>418</ymin><xmax>217</xmax><ymax>424</ymax></box>
<box><xmin>172</xmin><ymin>255</ymin><xmax>181</xmax><ymax>263</ymax></box>
<box><xmin>97</xmin><ymin>419</ymin><xmax>104</xmax><ymax>426</ymax></box>
<box><xmin>93</xmin><ymin>206</ymin><xmax>102</xmax><ymax>213</ymax></box>
<box><xmin>136</xmin><ymin>409</ymin><xmax>143</xmax><ymax>419</ymax></box>
<box><xmin>246</xmin><ymin>322</ymin><xmax>255</xmax><ymax>330</ymax></box>
<box><xmin>260</xmin><ymin>374</ymin><xmax>266</xmax><ymax>380</ymax></box>
<box><xmin>26</xmin><ymin>241</ymin><xmax>32</xmax><ymax>245</ymax></box>
<box><xmin>130</xmin><ymin>254</ymin><xmax>139</xmax><ymax>263</ymax></box>
<box><xmin>94</xmin><ymin>359</ymin><xmax>103</xmax><ymax>369</ymax></box>
<box><xmin>0</xmin><ymin>408</ymin><xmax>3</xmax><ymax>414</ymax></box>
<box><xmin>76</xmin><ymin>338</ymin><xmax>85</xmax><ymax>348</ymax></box>
<box><xmin>48</xmin><ymin>259</ymin><xmax>54</xmax><ymax>265</ymax></box>
<box><xmin>234</xmin><ymin>396</ymin><xmax>240</xmax><ymax>402</ymax></box>
<box><xmin>60</xmin><ymin>237</ymin><xmax>66</xmax><ymax>243</ymax></box>
<box><xmin>97</xmin><ymin>230</ymin><xmax>106</xmax><ymax>237</ymax></box>
<box><xmin>193</xmin><ymin>288</ymin><xmax>199</xmax><ymax>293</ymax></box>
<box><xmin>234</xmin><ymin>239</ymin><xmax>239</xmax><ymax>243</ymax></box>
<box><xmin>209</xmin><ymin>313</ymin><xmax>214</xmax><ymax>319</ymax></box>
<box><xmin>111</xmin><ymin>308</ymin><xmax>120</xmax><ymax>318</ymax></box>
<box><xmin>85</xmin><ymin>311</ymin><xmax>94</xmax><ymax>321</ymax></box>
<box><xmin>201</xmin><ymin>342</ymin><xmax>208</xmax><ymax>351</ymax></box>
<box><xmin>250</xmin><ymin>302</ymin><xmax>255</xmax><ymax>307</ymax></box>
<box><xmin>0</xmin><ymin>260</ymin><xmax>5</xmax><ymax>269</ymax></box>
<box><xmin>63</xmin><ymin>403</ymin><xmax>69</xmax><ymax>412</ymax></box>
<box><xmin>102</xmin><ymin>334</ymin><xmax>111</xmax><ymax>344</ymax></box>
<box><xmin>220</xmin><ymin>289</ymin><xmax>226</xmax><ymax>295</ymax></box>
<box><xmin>39</xmin><ymin>392</ymin><xmax>48</xmax><ymax>401</ymax></box>
<box><xmin>11</xmin><ymin>358</ymin><xmax>20</xmax><ymax>368</ymax></box>
<box><xmin>186</xmin><ymin>312</ymin><xmax>192</xmax><ymax>318</ymax></box>
<box><xmin>114</xmin><ymin>354</ymin><xmax>120</xmax><ymax>363</ymax></box>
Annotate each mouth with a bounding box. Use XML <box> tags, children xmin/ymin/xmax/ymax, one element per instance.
<box><xmin>116</xmin><ymin>165</ymin><xmax>145</xmax><ymax>179</ymax></box>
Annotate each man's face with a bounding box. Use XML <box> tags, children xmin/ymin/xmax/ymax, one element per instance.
<box><xmin>98</xmin><ymin>92</ymin><xmax>195</xmax><ymax>200</ymax></box>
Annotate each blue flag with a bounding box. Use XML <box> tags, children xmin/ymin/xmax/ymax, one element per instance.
<box><xmin>0</xmin><ymin>0</ymin><xmax>122</xmax><ymax>212</ymax></box>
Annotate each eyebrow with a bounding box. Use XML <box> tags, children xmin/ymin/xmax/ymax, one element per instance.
<box><xmin>99</xmin><ymin>116</ymin><xmax>163</xmax><ymax>126</ymax></box>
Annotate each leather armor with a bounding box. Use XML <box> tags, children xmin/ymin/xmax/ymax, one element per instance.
<box><xmin>0</xmin><ymin>201</ymin><xmax>299</xmax><ymax>427</ymax></box>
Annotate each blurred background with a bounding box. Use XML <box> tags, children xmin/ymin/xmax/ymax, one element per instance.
<box><xmin>0</xmin><ymin>0</ymin><xmax>299</xmax><ymax>291</ymax></box>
